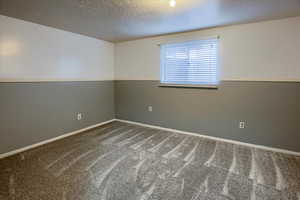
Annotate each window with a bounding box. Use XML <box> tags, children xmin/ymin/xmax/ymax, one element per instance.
<box><xmin>160</xmin><ymin>38</ymin><xmax>219</xmax><ymax>87</ymax></box>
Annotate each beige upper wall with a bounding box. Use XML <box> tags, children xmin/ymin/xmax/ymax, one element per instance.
<box><xmin>115</xmin><ymin>17</ymin><xmax>300</xmax><ymax>81</ymax></box>
<box><xmin>0</xmin><ymin>15</ymin><xmax>114</xmax><ymax>81</ymax></box>
<box><xmin>1</xmin><ymin>15</ymin><xmax>300</xmax><ymax>82</ymax></box>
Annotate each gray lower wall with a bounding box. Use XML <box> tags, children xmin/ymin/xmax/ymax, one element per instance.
<box><xmin>115</xmin><ymin>80</ymin><xmax>300</xmax><ymax>152</ymax></box>
<box><xmin>0</xmin><ymin>81</ymin><xmax>115</xmax><ymax>154</ymax></box>
<box><xmin>1</xmin><ymin>80</ymin><xmax>299</xmax><ymax>154</ymax></box>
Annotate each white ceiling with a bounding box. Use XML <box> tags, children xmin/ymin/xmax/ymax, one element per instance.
<box><xmin>1</xmin><ymin>0</ymin><xmax>300</xmax><ymax>42</ymax></box>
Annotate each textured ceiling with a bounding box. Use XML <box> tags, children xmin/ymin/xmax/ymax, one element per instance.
<box><xmin>1</xmin><ymin>0</ymin><xmax>300</xmax><ymax>42</ymax></box>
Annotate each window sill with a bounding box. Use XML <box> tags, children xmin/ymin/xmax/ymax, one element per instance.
<box><xmin>159</xmin><ymin>84</ymin><xmax>218</xmax><ymax>89</ymax></box>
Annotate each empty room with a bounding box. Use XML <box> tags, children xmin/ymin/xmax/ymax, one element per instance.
<box><xmin>0</xmin><ymin>0</ymin><xmax>300</xmax><ymax>199</ymax></box>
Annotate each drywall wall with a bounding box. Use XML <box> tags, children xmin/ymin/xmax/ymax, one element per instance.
<box><xmin>0</xmin><ymin>15</ymin><xmax>114</xmax><ymax>81</ymax></box>
<box><xmin>0</xmin><ymin>16</ymin><xmax>115</xmax><ymax>154</ymax></box>
<box><xmin>115</xmin><ymin>80</ymin><xmax>300</xmax><ymax>152</ymax></box>
<box><xmin>1</xmin><ymin>14</ymin><xmax>300</xmax><ymax>154</ymax></box>
<box><xmin>115</xmin><ymin>17</ymin><xmax>300</xmax><ymax>81</ymax></box>
<box><xmin>0</xmin><ymin>82</ymin><xmax>114</xmax><ymax>154</ymax></box>
<box><xmin>115</xmin><ymin>17</ymin><xmax>300</xmax><ymax>152</ymax></box>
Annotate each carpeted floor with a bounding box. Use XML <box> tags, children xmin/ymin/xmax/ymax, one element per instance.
<box><xmin>0</xmin><ymin>121</ymin><xmax>300</xmax><ymax>200</ymax></box>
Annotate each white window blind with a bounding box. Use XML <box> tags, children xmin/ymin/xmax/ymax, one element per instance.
<box><xmin>160</xmin><ymin>38</ymin><xmax>219</xmax><ymax>86</ymax></box>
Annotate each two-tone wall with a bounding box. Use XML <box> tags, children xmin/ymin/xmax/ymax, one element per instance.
<box><xmin>0</xmin><ymin>15</ymin><xmax>115</xmax><ymax>154</ymax></box>
<box><xmin>115</xmin><ymin>17</ymin><xmax>300</xmax><ymax>152</ymax></box>
<box><xmin>1</xmin><ymin>15</ymin><xmax>300</xmax><ymax>154</ymax></box>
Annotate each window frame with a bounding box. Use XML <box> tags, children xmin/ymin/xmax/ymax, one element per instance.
<box><xmin>159</xmin><ymin>38</ymin><xmax>220</xmax><ymax>89</ymax></box>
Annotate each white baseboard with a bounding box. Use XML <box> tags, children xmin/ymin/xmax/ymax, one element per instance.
<box><xmin>1</xmin><ymin>118</ymin><xmax>299</xmax><ymax>160</ymax></box>
<box><xmin>116</xmin><ymin>119</ymin><xmax>300</xmax><ymax>157</ymax></box>
<box><xmin>0</xmin><ymin>119</ymin><xmax>117</xmax><ymax>160</ymax></box>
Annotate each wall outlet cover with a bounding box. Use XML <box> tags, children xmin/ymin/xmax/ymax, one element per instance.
<box><xmin>77</xmin><ymin>113</ymin><xmax>82</xmax><ymax>120</ymax></box>
<box><xmin>239</xmin><ymin>121</ymin><xmax>245</xmax><ymax>129</ymax></box>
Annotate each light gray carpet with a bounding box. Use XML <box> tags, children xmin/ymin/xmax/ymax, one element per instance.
<box><xmin>0</xmin><ymin>121</ymin><xmax>300</xmax><ymax>200</ymax></box>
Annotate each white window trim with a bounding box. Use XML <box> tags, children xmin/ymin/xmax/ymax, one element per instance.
<box><xmin>159</xmin><ymin>37</ymin><xmax>220</xmax><ymax>89</ymax></box>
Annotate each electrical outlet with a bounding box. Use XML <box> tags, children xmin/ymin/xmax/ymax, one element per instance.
<box><xmin>77</xmin><ymin>113</ymin><xmax>82</xmax><ymax>120</ymax></box>
<box><xmin>148</xmin><ymin>106</ymin><xmax>153</xmax><ymax>112</ymax></box>
<box><xmin>239</xmin><ymin>121</ymin><xmax>245</xmax><ymax>129</ymax></box>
